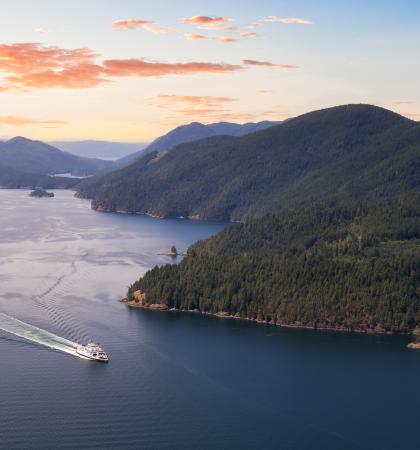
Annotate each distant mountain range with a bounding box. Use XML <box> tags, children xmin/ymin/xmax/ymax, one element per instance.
<box><xmin>50</xmin><ymin>140</ymin><xmax>148</xmax><ymax>160</ymax></box>
<box><xmin>0</xmin><ymin>137</ymin><xmax>114</xmax><ymax>175</ymax></box>
<box><xmin>0</xmin><ymin>137</ymin><xmax>116</xmax><ymax>188</ymax></box>
<box><xmin>77</xmin><ymin>104</ymin><xmax>420</xmax><ymax>221</ymax></box>
<box><xmin>119</xmin><ymin>120</ymin><xmax>280</xmax><ymax>165</ymax></box>
<box><xmin>0</xmin><ymin>120</ymin><xmax>280</xmax><ymax>189</ymax></box>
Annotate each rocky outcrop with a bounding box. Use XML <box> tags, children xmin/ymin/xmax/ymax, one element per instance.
<box><xmin>29</xmin><ymin>187</ymin><xmax>54</xmax><ymax>198</ymax></box>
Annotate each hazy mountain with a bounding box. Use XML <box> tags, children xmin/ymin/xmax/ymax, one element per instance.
<box><xmin>77</xmin><ymin>104</ymin><xmax>420</xmax><ymax>221</ymax></box>
<box><xmin>0</xmin><ymin>137</ymin><xmax>115</xmax><ymax>176</ymax></box>
<box><xmin>0</xmin><ymin>163</ymin><xmax>79</xmax><ymax>189</ymax></box>
<box><xmin>118</xmin><ymin>120</ymin><xmax>280</xmax><ymax>165</ymax></box>
<box><xmin>50</xmin><ymin>140</ymin><xmax>148</xmax><ymax>160</ymax></box>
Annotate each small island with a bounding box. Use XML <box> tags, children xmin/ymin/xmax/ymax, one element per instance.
<box><xmin>29</xmin><ymin>187</ymin><xmax>54</xmax><ymax>198</ymax></box>
<box><xmin>161</xmin><ymin>245</ymin><xmax>178</xmax><ymax>257</ymax></box>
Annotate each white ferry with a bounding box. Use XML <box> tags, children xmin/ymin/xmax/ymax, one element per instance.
<box><xmin>76</xmin><ymin>342</ymin><xmax>109</xmax><ymax>362</ymax></box>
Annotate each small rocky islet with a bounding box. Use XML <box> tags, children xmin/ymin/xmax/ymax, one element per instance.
<box><xmin>29</xmin><ymin>187</ymin><xmax>55</xmax><ymax>198</ymax></box>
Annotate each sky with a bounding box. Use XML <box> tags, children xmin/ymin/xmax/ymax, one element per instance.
<box><xmin>0</xmin><ymin>0</ymin><xmax>419</xmax><ymax>142</ymax></box>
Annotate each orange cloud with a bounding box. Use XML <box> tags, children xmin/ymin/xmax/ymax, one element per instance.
<box><xmin>0</xmin><ymin>43</ymin><xmax>105</xmax><ymax>90</ymax></box>
<box><xmin>0</xmin><ymin>115</ymin><xmax>67</xmax><ymax>125</ymax></box>
<box><xmin>213</xmin><ymin>36</ymin><xmax>239</xmax><ymax>43</ymax></box>
<box><xmin>243</xmin><ymin>59</ymin><xmax>299</xmax><ymax>69</ymax></box>
<box><xmin>0</xmin><ymin>43</ymin><xmax>242</xmax><ymax>91</ymax></box>
<box><xmin>265</xmin><ymin>16</ymin><xmax>313</xmax><ymax>25</ymax></box>
<box><xmin>103</xmin><ymin>59</ymin><xmax>241</xmax><ymax>77</ymax></box>
<box><xmin>112</xmin><ymin>19</ymin><xmax>155</xmax><ymax>30</ymax></box>
<box><xmin>185</xmin><ymin>33</ymin><xmax>208</xmax><ymax>41</ymax></box>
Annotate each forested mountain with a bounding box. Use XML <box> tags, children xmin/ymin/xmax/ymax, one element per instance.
<box><xmin>77</xmin><ymin>104</ymin><xmax>420</xmax><ymax>221</ymax></box>
<box><xmin>0</xmin><ymin>137</ymin><xmax>115</xmax><ymax>176</ymax></box>
<box><xmin>128</xmin><ymin>197</ymin><xmax>420</xmax><ymax>333</ymax></box>
<box><xmin>118</xmin><ymin>119</ymin><xmax>280</xmax><ymax>165</ymax></box>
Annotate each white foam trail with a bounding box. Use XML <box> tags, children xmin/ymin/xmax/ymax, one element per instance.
<box><xmin>0</xmin><ymin>312</ymin><xmax>83</xmax><ymax>358</ymax></box>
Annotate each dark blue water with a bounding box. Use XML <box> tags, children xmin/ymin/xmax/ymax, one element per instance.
<box><xmin>0</xmin><ymin>190</ymin><xmax>418</xmax><ymax>450</ymax></box>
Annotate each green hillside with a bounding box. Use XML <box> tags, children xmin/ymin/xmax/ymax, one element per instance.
<box><xmin>128</xmin><ymin>197</ymin><xmax>420</xmax><ymax>333</ymax></box>
<box><xmin>77</xmin><ymin>104</ymin><xmax>420</xmax><ymax>221</ymax></box>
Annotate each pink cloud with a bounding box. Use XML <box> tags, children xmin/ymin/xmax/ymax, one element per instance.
<box><xmin>182</xmin><ymin>16</ymin><xmax>234</xmax><ymax>25</ymax></box>
<box><xmin>112</xmin><ymin>19</ymin><xmax>155</xmax><ymax>31</ymax></box>
<box><xmin>182</xmin><ymin>16</ymin><xmax>237</xmax><ymax>30</ymax></box>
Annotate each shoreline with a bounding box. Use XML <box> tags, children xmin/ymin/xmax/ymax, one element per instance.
<box><xmin>83</xmin><ymin>196</ymin><xmax>240</xmax><ymax>223</ymax></box>
<box><xmin>122</xmin><ymin>300</ymin><xmax>415</xmax><ymax>337</ymax></box>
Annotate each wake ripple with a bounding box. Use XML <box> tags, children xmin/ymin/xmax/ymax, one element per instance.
<box><xmin>0</xmin><ymin>312</ymin><xmax>83</xmax><ymax>358</ymax></box>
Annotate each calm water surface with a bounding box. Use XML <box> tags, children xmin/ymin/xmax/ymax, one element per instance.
<box><xmin>0</xmin><ymin>190</ymin><xmax>418</xmax><ymax>450</ymax></box>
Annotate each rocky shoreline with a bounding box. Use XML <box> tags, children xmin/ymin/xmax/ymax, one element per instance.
<box><xmin>88</xmin><ymin>198</ymin><xmax>238</xmax><ymax>222</ymax></box>
<box><xmin>122</xmin><ymin>296</ymin><xmax>417</xmax><ymax>337</ymax></box>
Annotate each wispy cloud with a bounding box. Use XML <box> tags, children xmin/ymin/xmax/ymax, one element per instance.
<box><xmin>185</xmin><ymin>33</ymin><xmax>209</xmax><ymax>41</ymax></box>
<box><xmin>157</xmin><ymin>92</ymin><xmax>286</xmax><ymax>123</ymax></box>
<box><xmin>112</xmin><ymin>19</ymin><xmax>173</xmax><ymax>34</ymax></box>
<box><xmin>241</xmin><ymin>31</ymin><xmax>259</xmax><ymax>39</ymax></box>
<box><xmin>142</xmin><ymin>24</ymin><xmax>174</xmax><ymax>34</ymax></box>
<box><xmin>213</xmin><ymin>36</ymin><xmax>239</xmax><ymax>43</ymax></box>
<box><xmin>264</xmin><ymin>16</ymin><xmax>313</xmax><ymax>25</ymax></box>
<box><xmin>34</xmin><ymin>27</ymin><xmax>48</xmax><ymax>34</ymax></box>
<box><xmin>112</xmin><ymin>19</ymin><xmax>155</xmax><ymax>31</ymax></box>
<box><xmin>200</xmin><ymin>24</ymin><xmax>239</xmax><ymax>31</ymax></box>
<box><xmin>157</xmin><ymin>93</ymin><xmax>237</xmax><ymax>108</ymax></box>
<box><xmin>0</xmin><ymin>115</ymin><xmax>67</xmax><ymax>125</ymax></box>
<box><xmin>243</xmin><ymin>59</ymin><xmax>299</xmax><ymax>69</ymax></box>
<box><xmin>103</xmin><ymin>59</ymin><xmax>241</xmax><ymax>77</ymax></box>
<box><xmin>0</xmin><ymin>43</ymin><xmax>242</xmax><ymax>92</ymax></box>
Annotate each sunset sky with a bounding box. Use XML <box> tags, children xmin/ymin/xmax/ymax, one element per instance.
<box><xmin>0</xmin><ymin>0</ymin><xmax>419</xmax><ymax>142</ymax></box>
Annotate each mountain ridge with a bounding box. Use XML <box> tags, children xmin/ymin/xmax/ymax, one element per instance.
<box><xmin>77</xmin><ymin>104</ymin><xmax>420</xmax><ymax>221</ymax></box>
<box><xmin>118</xmin><ymin>119</ymin><xmax>280</xmax><ymax>165</ymax></box>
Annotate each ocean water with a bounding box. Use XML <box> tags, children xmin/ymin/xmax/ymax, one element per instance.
<box><xmin>0</xmin><ymin>189</ymin><xmax>418</xmax><ymax>450</ymax></box>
